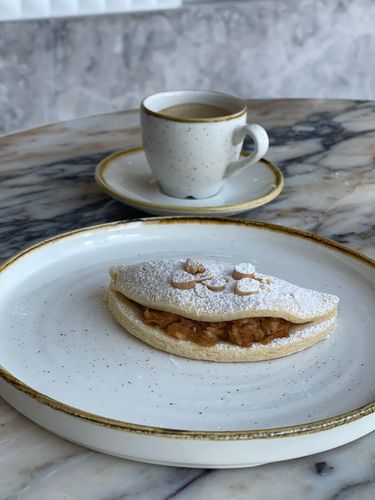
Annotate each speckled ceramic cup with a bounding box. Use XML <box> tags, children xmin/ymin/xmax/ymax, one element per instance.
<box><xmin>141</xmin><ymin>90</ymin><xmax>269</xmax><ymax>199</ymax></box>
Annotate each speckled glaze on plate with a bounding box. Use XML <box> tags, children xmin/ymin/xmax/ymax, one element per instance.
<box><xmin>0</xmin><ymin>218</ymin><xmax>374</xmax><ymax>468</ymax></box>
<box><xmin>95</xmin><ymin>147</ymin><xmax>283</xmax><ymax>216</ymax></box>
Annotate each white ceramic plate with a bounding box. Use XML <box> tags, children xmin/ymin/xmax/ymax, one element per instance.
<box><xmin>0</xmin><ymin>218</ymin><xmax>374</xmax><ymax>468</ymax></box>
<box><xmin>95</xmin><ymin>147</ymin><xmax>283</xmax><ymax>216</ymax></box>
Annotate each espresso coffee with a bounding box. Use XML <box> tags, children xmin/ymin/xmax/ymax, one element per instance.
<box><xmin>159</xmin><ymin>102</ymin><xmax>231</xmax><ymax>120</ymax></box>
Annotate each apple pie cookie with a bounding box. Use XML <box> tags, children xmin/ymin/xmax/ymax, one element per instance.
<box><xmin>106</xmin><ymin>258</ymin><xmax>339</xmax><ymax>362</ymax></box>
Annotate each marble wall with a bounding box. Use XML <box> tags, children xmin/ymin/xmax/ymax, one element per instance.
<box><xmin>1</xmin><ymin>0</ymin><xmax>375</xmax><ymax>134</ymax></box>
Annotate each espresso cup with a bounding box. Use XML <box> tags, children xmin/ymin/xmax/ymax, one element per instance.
<box><xmin>140</xmin><ymin>90</ymin><xmax>269</xmax><ymax>199</ymax></box>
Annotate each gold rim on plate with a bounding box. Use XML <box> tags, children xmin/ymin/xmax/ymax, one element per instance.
<box><xmin>0</xmin><ymin>217</ymin><xmax>374</xmax><ymax>440</ymax></box>
<box><xmin>95</xmin><ymin>147</ymin><xmax>284</xmax><ymax>213</ymax></box>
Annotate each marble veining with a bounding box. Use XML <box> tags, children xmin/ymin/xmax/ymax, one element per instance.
<box><xmin>0</xmin><ymin>98</ymin><xmax>374</xmax><ymax>498</ymax></box>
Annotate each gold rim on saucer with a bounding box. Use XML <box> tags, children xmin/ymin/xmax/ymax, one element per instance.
<box><xmin>95</xmin><ymin>147</ymin><xmax>284</xmax><ymax>214</ymax></box>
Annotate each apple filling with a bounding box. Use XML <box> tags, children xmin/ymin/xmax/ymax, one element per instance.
<box><xmin>142</xmin><ymin>306</ymin><xmax>292</xmax><ymax>347</ymax></box>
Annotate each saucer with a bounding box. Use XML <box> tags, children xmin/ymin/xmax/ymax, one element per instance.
<box><xmin>95</xmin><ymin>147</ymin><xmax>283</xmax><ymax>216</ymax></box>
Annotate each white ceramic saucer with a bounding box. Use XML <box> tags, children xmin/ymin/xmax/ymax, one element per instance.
<box><xmin>95</xmin><ymin>147</ymin><xmax>283</xmax><ymax>216</ymax></box>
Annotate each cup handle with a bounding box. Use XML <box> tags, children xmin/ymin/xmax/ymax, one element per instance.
<box><xmin>224</xmin><ymin>123</ymin><xmax>269</xmax><ymax>179</ymax></box>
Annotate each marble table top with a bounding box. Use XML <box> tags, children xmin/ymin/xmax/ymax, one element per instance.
<box><xmin>0</xmin><ymin>99</ymin><xmax>374</xmax><ymax>499</ymax></box>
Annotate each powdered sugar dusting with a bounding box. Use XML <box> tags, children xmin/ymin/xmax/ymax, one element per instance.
<box><xmin>110</xmin><ymin>259</ymin><xmax>339</xmax><ymax>322</ymax></box>
<box><xmin>202</xmin><ymin>277</ymin><xmax>226</xmax><ymax>291</ymax></box>
<box><xmin>194</xmin><ymin>283</ymin><xmax>212</xmax><ymax>298</ymax></box>
<box><xmin>172</xmin><ymin>270</ymin><xmax>195</xmax><ymax>288</ymax></box>
<box><xmin>235</xmin><ymin>278</ymin><xmax>260</xmax><ymax>295</ymax></box>
<box><xmin>234</xmin><ymin>263</ymin><xmax>256</xmax><ymax>276</ymax></box>
<box><xmin>185</xmin><ymin>258</ymin><xmax>205</xmax><ymax>275</ymax></box>
<box><xmin>172</xmin><ymin>270</ymin><xmax>195</xmax><ymax>285</ymax></box>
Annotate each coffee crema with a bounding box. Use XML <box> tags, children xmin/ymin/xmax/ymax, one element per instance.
<box><xmin>158</xmin><ymin>102</ymin><xmax>232</xmax><ymax>120</ymax></box>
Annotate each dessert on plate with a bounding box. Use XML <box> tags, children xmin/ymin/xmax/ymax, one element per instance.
<box><xmin>106</xmin><ymin>258</ymin><xmax>339</xmax><ymax>362</ymax></box>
